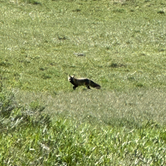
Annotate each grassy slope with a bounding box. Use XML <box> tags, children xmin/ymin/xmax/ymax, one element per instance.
<box><xmin>1</xmin><ymin>0</ymin><xmax>166</xmax><ymax>124</ymax></box>
<box><xmin>1</xmin><ymin>0</ymin><xmax>166</xmax><ymax>92</ymax></box>
<box><xmin>0</xmin><ymin>90</ymin><xmax>166</xmax><ymax>165</ymax></box>
<box><xmin>0</xmin><ymin>0</ymin><xmax>166</xmax><ymax>165</ymax></box>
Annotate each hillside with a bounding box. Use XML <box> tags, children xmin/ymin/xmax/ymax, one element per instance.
<box><xmin>0</xmin><ymin>0</ymin><xmax>166</xmax><ymax>165</ymax></box>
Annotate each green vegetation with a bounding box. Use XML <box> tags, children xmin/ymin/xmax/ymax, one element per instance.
<box><xmin>1</xmin><ymin>0</ymin><xmax>166</xmax><ymax>92</ymax></box>
<box><xmin>0</xmin><ymin>89</ymin><xmax>166</xmax><ymax>165</ymax></box>
<box><xmin>0</xmin><ymin>0</ymin><xmax>166</xmax><ymax>165</ymax></box>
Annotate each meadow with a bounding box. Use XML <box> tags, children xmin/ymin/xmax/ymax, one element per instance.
<box><xmin>0</xmin><ymin>0</ymin><xmax>166</xmax><ymax>165</ymax></box>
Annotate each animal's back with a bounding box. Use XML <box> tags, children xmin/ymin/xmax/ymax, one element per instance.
<box><xmin>75</xmin><ymin>78</ymin><xmax>90</xmax><ymax>86</ymax></box>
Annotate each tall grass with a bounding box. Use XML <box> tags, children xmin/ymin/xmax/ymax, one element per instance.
<box><xmin>0</xmin><ymin>89</ymin><xmax>166</xmax><ymax>165</ymax></box>
<box><xmin>15</xmin><ymin>88</ymin><xmax>166</xmax><ymax>127</ymax></box>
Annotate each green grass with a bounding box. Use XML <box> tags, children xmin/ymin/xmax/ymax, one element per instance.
<box><xmin>15</xmin><ymin>88</ymin><xmax>166</xmax><ymax>127</ymax></box>
<box><xmin>0</xmin><ymin>0</ymin><xmax>166</xmax><ymax>165</ymax></box>
<box><xmin>0</xmin><ymin>89</ymin><xmax>166</xmax><ymax>165</ymax></box>
<box><xmin>1</xmin><ymin>0</ymin><xmax>166</xmax><ymax>92</ymax></box>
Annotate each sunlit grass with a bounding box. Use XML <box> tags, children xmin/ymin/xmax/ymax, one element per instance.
<box><xmin>15</xmin><ymin>88</ymin><xmax>166</xmax><ymax>127</ymax></box>
<box><xmin>0</xmin><ymin>89</ymin><xmax>166</xmax><ymax>165</ymax></box>
<box><xmin>1</xmin><ymin>0</ymin><xmax>166</xmax><ymax>165</ymax></box>
<box><xmin>1</xmin><ymin>0</ymin><xmax>166</xmax><ymax>92</ymax></box>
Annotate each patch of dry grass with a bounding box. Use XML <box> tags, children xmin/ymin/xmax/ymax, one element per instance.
<box><xmin>14</xmin><ymin>88</ymin><xmax>166</xmax><ymax>127</ymax></box>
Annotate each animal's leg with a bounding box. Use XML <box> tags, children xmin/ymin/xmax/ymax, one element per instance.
<box><xmin>73</xmin><ymin>85</ymin><xmax>77</xmax><ymax>90</ymax></box>
<box><xmin>86</xmin><ymin>85</ymin><xmax>91</xmax><ymax>89</ymax></box>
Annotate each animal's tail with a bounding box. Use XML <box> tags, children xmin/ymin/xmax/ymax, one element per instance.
<box><xmin>90</xmin><ymin>80</ymin><xmax>101</xmax><ymax>89</ymax></box>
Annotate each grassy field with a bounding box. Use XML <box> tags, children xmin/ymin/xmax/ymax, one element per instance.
<box><xmin>1</xmin><ymin>0</ymin><xmax>166</xmax><ymax>92</ymax></box>
<box><xmin>0</xmin><ymin>0</ymin><xmax>166</xmax><ymax>165</ymax></box>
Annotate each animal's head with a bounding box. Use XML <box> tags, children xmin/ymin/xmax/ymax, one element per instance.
<box><xmin>68</xmin><ymin>75</ymin><xmax>75</xmax><ymax>82</ymax></box>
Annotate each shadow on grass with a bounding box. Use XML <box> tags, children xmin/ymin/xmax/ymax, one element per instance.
<box><xmin>22</xmin><ymin>0</ymin><xmax>41</xmax><ymax>5</ymax></box>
